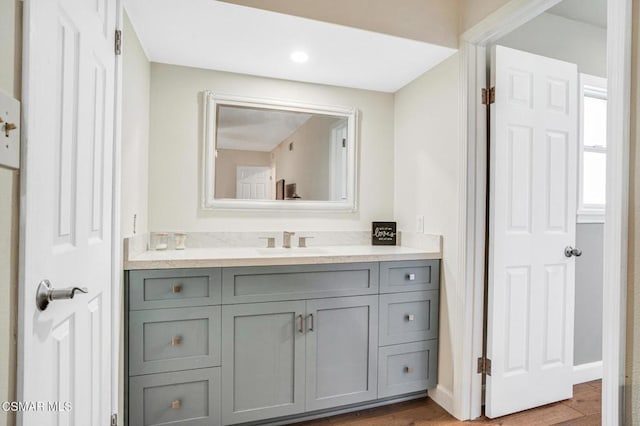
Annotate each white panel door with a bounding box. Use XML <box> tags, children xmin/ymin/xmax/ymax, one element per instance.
<box><xmin>486</xmin><ymin>46</ymin><xmax>578</xmax><ymax>418</ymax></box>
<box><xmin>19</xmin><ymin>0</ymin><xmax>117</xmax><ymax>425</ymax></box>
<box><xmin>236</xmin><ymin>166</ymin><xmax>271</xmax><ymax>199</ymax></box>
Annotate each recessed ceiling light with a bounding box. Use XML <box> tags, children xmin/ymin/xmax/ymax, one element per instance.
<box><xmin>290</xmin><ymin>51</ymin><xmax>309</xmax><ymax>63</ymax></box>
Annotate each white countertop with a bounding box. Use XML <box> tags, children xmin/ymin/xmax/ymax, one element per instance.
<box><xmin>124</xmin><ymin>245</ymin><xmax>441</xmax><ymax>270</ymax></box>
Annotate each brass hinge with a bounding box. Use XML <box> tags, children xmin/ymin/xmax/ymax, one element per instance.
<box><xmin>115</xmin><ymin>30</ymin><xmax>122</xmax><ymax>56</ymax></box>
<box><xmin>481</xmin><ymin>87</ymin><xmax>495</xmax><ymax>105</ymax></box>
<box><xmin>111</xmin><ymin>413</ymin><xmax>117</xmax><ymax>426</ymax></box>
<box><xmin>477</xmin><ymin>357</ymin><xmax>492</xmax><ymax>375</ymax></box>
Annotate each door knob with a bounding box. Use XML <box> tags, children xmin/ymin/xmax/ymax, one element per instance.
<box><xmin>564</xmin><ymin>246</ymin><xmax>582</xmax><ymax>258</ymax></box>
<box><xmin>36</xmin><ymin>279</ymin><xmax>88</xmax><ymax>311</ymax></box>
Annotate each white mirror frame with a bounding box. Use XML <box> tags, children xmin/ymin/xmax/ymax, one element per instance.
<box><xmin>202</xmin><ymin>92</ymin><xmax>359</xmax><ymax>211</ymax></box>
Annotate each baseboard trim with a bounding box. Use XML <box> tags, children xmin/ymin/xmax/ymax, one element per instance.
<box><xmin>573</xmin><ymin>361</ymin><xmax>603</xmax><ymax>384</ymax></box>
<box><xmin>429</xmin><ymin>385</ymin><xmax>455</xmax><ymax>417</ymax></box>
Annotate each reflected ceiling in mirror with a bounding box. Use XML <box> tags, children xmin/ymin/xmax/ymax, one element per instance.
<box><xmin>203</xmin><ymin>93</ymin><xmax>358</xmax><ymax>211</ymax></box>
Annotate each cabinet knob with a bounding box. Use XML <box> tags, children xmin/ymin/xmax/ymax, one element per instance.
<box><xmin>171</xmin><ymin>400</ymin><xmax>181</xmax><ymax>409</ymax></box>
<box><xmin>404</xmin><ymin>366</ymin><xmax>414</xmax><ymax>373</ymax></box>
<box><xmin>172</xmin><ymin>284</ymin><xmax>182</xmax><ymax>294</ymax></box>
<box><xmin>405</xmin><ymin>314</ymin><xmax>415</xmax><ymax>321</ymax></box>
<box><xmin>171</xmin><ymin>336</ymin><xmax>182</xmax><ymax>346</ymax></box>
<box><xmin>406</xmin><ymin>273</ymin><xmax>416</xmax><ymax>281</ymax></box>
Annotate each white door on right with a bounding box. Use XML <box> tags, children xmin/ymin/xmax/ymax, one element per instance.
<box><xmin>486</xmin><ymin>45</ymin><xmax>578</xmax><ymax>418</ymax></box>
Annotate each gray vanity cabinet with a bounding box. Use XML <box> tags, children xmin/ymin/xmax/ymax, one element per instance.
<box><xmin>377</xmin><ymin>260</ymin><xmax>440</xmax><ymax>398</ymax></box>
<box><xmin>305</xmin><ymin>295</ymin><xmax>378</xmax><ymax>411</ymax></box>
<box><xmin>221</xmin><ymin>295</ymin><xmax>379</xmax><ymax>424</ymax></box>
<box><xmin>127</xmin><ymin>259</ymin><xmax>440</xmax><ymax>426</ymax></box>
<box><xmin>221</xmin><ymin>301</ymin><xmax>307</xmax><ymax>425</ymax></box>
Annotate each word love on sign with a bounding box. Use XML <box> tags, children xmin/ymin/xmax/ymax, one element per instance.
<box><xmin>372</xmin><ymin>222</ymin><xmax>397</xmax><ymax>246</ymax></box>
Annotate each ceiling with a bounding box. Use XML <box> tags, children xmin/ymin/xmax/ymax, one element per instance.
<box><xmin>217</xmin><ymin>107</ymin><xmax>312</xmax><ymax>152</ymax></box>
<box><xmin>123</xmin><ymin>0</ymin><xmax>457</xmax><ymax>93</ymax></box>
<box><xmin>547</xmin><ymin>0</ymin><xmax>607</xmax><ymax>28</ymax></box>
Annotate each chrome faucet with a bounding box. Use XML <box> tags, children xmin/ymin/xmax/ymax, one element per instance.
<box><xmin>283</xmin><ymin>231</ymin><xmax>296</xmax><ymax>248</ymax></box>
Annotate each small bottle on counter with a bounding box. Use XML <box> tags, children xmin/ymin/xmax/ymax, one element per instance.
<box><xmin>174</xmin><ymin>232</ymin><xmax>187</xmax><ymax>250</ymax></box>
<box><xmin>150</xmin><ymin>232</ymin><xmax>169</xmax><ymax>250</ymax></box>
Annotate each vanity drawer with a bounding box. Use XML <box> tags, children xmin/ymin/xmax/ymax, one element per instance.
<box><xmin>222</xmin><ymin>262</ymin><xmax>379</xmax><ymax>303</ymax></box>
<box><xmin>380</xmin><ymin>260</ymin><xmax>439</xmax><ymax>293</ymax></box>
<box><xmin>377</xmin><ymin>340</ymin><xmax>438</xmax><ymax>398</ymax></box>
<box><xmin>129</xmin><ymin>367</ymin><xmax>221</xmax><ymax>426</ymax></box>
<box><xmin>129</xmin><ymin>307</ymin><xmax>221</xmax><ymax>376</ymax></box>
<box><xmin>379</xmin><ymin>291</ymin><xmax>439</xmax><ymax>346</ymax></box>
<box><xmin>129</xmin><ymin>268</ymin><xmax>222</xmax><ymax>310</ymax></box>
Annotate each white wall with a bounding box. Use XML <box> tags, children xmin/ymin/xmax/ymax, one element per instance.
<box><xmin>148</xmin><ymin>63</ymin><xmax>395</xmax><ymax>232</ymax></box>
<box><xmin>121</xmin><ymin>13</ymin><xmax>151</xmax><ymax>237</ymax></box>
<box><xmin>497</xmin><ymin>12</ymin><xmax>607</xmax><ymax>78</ymax></box>
<box><xmin>394</xmin><ymin>54</ymin><xmax>461</xmax><ymax>398</ymax></box>
<box><xmin>0</xmin><ymin>0</ymin><xmax>21</xmax><ymax>425</ymax></box>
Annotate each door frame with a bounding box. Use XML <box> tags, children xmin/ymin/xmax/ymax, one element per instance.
<box><xmin>111</xmin><ymin>0</ymin><xmax>123</xmax><ymax>421</ymax></box>
<box><xmin>457</xmin><ymin>0</ymin><xmax>631</xmax><ymax>423</ymax></box>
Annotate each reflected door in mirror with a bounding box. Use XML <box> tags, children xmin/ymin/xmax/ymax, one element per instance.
<box><xmin>236</xmin><ymin>166</ymin><xmax>271</xmax><ymax>200</ymax></box>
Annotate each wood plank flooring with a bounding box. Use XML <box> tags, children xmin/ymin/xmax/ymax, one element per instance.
<box><xmin>298</xmin><ymin>381</ymin><xmax>601</xmax><ymax>426</ymax></box>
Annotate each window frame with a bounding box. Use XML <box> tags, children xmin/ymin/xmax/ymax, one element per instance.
<box><xmin>578</xmin><ymin>73</ymin><xmax>608</xmax><ymax>224</ymax></box>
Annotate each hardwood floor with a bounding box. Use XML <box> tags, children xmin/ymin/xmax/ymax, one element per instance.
<box><xmin>297</xmin><ymin>381</ymin><xmax>602</xmax><ymax>426</ymax></box>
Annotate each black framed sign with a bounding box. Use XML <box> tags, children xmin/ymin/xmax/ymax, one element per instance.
<box><xmin>372</xmin><ymin>222</ymin><xmax>397</xmax><ymax>246</ymax></box>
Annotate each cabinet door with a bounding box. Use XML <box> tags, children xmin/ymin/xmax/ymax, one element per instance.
<box><xmin>221</xmin><ymin>301</ymin><xmax>306</xmax><ymax>424</ymax></box>
<box><xmin>305</xmin><ymin>295</ymin><xmax>379</xmax><ymax>411</ymax></box>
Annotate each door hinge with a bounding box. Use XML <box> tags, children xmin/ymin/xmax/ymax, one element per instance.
<box><xmin>481</xmin><ymin>87</ymin><xmax>495</xmax><ymax>105</ymax></box>
<box><xmin>477</xmin><ymin>357</ymin><xmax>492</xmax><ymax>375</ymax></box>
<box><xmin>115</xmin><ymin>30</ymin><xmax>122</xmax><ymax>56</ymax></box>
<box><xmin>110</xmin><ymin>413</ymin><xmax>117</xmax><ymax>426</ymax></box>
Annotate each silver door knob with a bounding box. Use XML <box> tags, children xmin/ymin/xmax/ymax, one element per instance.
<box><xmin>564</xmin><ymin>246</ymin><xmax>582</xmax><ymax>258</ymax></box>
<box><xmin>36</xmin><ymin>279</ymin><xmax>88</xmax><ymax>311</ymax></box>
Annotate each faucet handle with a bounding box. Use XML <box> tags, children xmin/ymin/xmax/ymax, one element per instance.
<box><xmin>298</xmin><ymin>236</ymin><xmax>314</xmax><ymax>248</ymax></box>
<box><xmin>259</xmin><ymin>237</ymin><xmax>276</xmax><ymax>248</ymax></box>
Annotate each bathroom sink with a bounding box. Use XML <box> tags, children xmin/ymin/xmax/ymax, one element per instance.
<box><xmin>255</xmin><ymin>247</ymin><xmax>328</xmax><ymax>256</ymax></box>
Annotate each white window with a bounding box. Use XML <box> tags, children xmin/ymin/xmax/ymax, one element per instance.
<box><xmin>578</xmin><ymin>73</ymin><xmax>607</xmax><ymax>223</ymax></box>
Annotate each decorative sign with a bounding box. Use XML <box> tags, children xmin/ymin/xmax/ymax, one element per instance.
<box><xmin>372</xmin><ymin>222</ymin><xmax>397</xmax><ymax>246</ymax></box>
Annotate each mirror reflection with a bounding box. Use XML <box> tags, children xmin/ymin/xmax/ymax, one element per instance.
<box><xmin>213</xmin><ymin>105</ymin><xmax>349</xmax><ymax>202</ymax></box>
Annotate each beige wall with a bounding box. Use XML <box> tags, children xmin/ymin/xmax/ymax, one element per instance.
<box><xmin>393</xmin><ymin>54</ymin><xmax>460</xmax><ymax>395</ymax></box>
<box><xmin>0</xmin><ymin>1</ymin><xmax>21</xmax><ymax>425</ymax></box>
<box><xmin>459</xmin><ymin>0</ymin><xmax>511</xmax><ymax>33</ymax></box>
<box><xmin>221</xmin><ymin>0</ymin><xmax>459</xmax><ymax>48</ymax></box>
<box><xmin>273</xmin><ymin>115</ymin><xmax>338</xmax><ymax>201</ymax></box>
<box><xmin>148</xmin><ymin>63</ymin><xmax>394</xmax><ymax>232</ymax></box>
<box><xmin>121</xmin><ymin>13</ymin><xmax>151</xmax><ymax>237</ymax></box>
<box><xmin>627</xmin><ymin>0</ymin><xmax>640</xmax><ymax>422</ymax></box>
<box><xmin>221</xmin><ymin>0</ymin><xmax>514</xmax><ymax>46</ymax></box>
<box><xmin>215</xmin><ymin>149</ymin><xmax>271</xmax><ymax>199</ymax></box>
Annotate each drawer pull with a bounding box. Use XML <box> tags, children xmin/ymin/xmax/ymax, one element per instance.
<box><xmin>308</xmin><ymin>313</ymin><xmax>314</xmax><ymax>332</ymax></box>
<box><xmin>298</xmin><ymin>314</ymin><xmax>304</xmax><ymax>333</ymax></box>
<box><xmin>405</xmin><ymin>314</ymin><xmax>415</xmax><ymax>321</ymax></box>
<box><xmin>406</xmin><ymin>273</ymin><xmax>416</xmax><ymax>281</ymax></box>
<box><xmin>171</xmin><ymin>400</ymin><xmax>182</xmax><ymax>409</ymax></box>
<box><xmin>172</xmin><ymin>284</ymin><xmax>183</xmax><ymax>294</ymax></box>
<box><xmin>171</xmin><ymin>336</ymin><xmax>182</xmax><ymax>346</ymax></box>
<box><xmin>404</xmin><ymin>366</ymin><xmax>414</xmax><ymax>373</ymax></box>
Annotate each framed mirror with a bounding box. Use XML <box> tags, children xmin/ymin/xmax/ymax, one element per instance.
<box><xmin>203</xmin><ymin>92</ymin><xmax>358</xmax><ymax>211</ymax></box>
